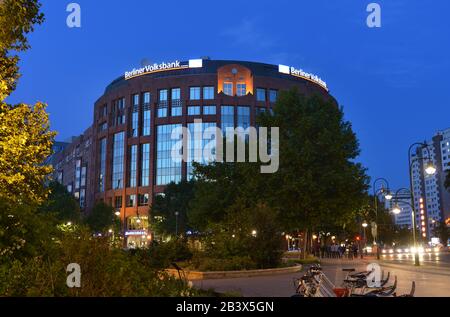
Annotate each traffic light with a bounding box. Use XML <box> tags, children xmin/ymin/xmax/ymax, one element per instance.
<box><xmin>356</xmin><ymin>236</ymin><xmax>361</xmax><ymax>241</ymax></box>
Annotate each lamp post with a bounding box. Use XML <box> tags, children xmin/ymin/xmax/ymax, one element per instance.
<box><xmin>174</xmin><ymin>211</ymin><xmax>179</xmax><ymax>237</ymax></box>
<box><xmin>373</xmin><ymin>178</ymin><xmax>392</xmax><ymax>259</ymax></box>
<box><xmin>362</xmin><ymin>221</ymin><xmax>368</xmax><ymax>251</ymax></box>
<box><xmin>407</xmin><ymin>142</ymin><xmax>437</xmax><ymax>266</ymax></box>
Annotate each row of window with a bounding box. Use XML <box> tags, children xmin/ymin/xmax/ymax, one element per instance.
<box><xmin>101</xmin><ymin>105</ymin><xmax>260</xmax><ymax>190</ymax></box>
<box><xmin>99</xmin><ymin>87</ymin><xmax>278</xmax><ymax>118</ymax></box>
<box><xmin>114</xmin><ymin>193</ymin><xmax>149</xmax><ymax>209</ymax></box>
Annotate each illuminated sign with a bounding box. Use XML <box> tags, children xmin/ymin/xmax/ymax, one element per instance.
<box><xmin>125</xmin><ymin>230</ymin><xmax>147</xmax><ymax>236</ymax></box>
<box><xmin>278</xmin><ymin>64</ymin><xmax>328</xmax><ymax>91</ymax></box>
<box><xmin>124</xmin><ymin>59</ymin><xmax>203</xmax><ymax>80</ymax></box>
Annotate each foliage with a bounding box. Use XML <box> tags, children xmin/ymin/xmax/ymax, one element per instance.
<box><xmin>0</xmin><ymin>229</ymin><xmax>196</xmax><ymax>297</ymax></box>
<box><xmin>190</xmin><ymin>255</ymin><xmax>257</xmax><ymax>272</ymax></box>
<box><xmin>0</xmin><ymin>0</ymin><xmax>44</xmax><ymax>99</ymax></box>
<box><xmin>39</xmin><ymin>181</ymin><xmax>80</xmax><ymax>223</ymax></box>
<box><xmin>133</xmin><ymin>239</ymin><xmax>193</xmax><ymax>270</ymax></box>
<box><xmin>433</xmin><ymin>221</ymin><xmax>449</xmax><ymax>245</ymax></box>
<box><xmin>0</xmin><ymin>102</ymin><xmax>56</xmax><ymax>205</ymax></box>
<box><xmin>0</xmin><ymin>197</ymin><xmax>57</xmax><ymax>263</ymax></box>
<box><xmin>84</xmin><ymin>202</ymin><xmax>120</xmax><ymax>233</ymax></box>
<box><xmin>257</xmin><ymin>90</ymin><xmax>369</xmax><ymax>232</ymax></box>
<box><xmin>150</xmin><ymin>180</ymin><xmax>195</xmax><ymax>238</ymax></box>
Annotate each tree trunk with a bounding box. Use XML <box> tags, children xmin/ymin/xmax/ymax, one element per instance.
<box><xmin>303</xmin><ymin>229</ymin><xmax>308</xmax><ymax>260</ymax></box>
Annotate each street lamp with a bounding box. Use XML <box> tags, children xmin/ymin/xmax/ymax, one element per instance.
<box><xmin>392</xmin><ymin>204</ymin><xmax>401</xmax><ymax>215</ymax></box>
<box><xmin>425</xmin><ymin>162</ymin><xmax>437</xmax><ymax>175</ymax></box>
<box><xmin>373</xmin><ymin>178</ymin><xmax>392</xmax><ymax>259</ymax></box>
<box><xmin>174</xmin><ymin>211</ymin><xmax>179</xmax><ymax>237</ymax></box>
<box><xmin>407</xmin><ymin>142</ymin><xmax>437</xmax><ymax>266</ymax></box>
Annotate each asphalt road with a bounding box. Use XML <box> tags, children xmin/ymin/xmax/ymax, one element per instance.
<box><xmin>192</xmin><ymin>256</ymin><xmax>450</xmax><ymax>297</ymax></box>
<box><xmin>380</xmin><ymin>251</ymin><xmax>450</xmax><ymax>267</ymax></box>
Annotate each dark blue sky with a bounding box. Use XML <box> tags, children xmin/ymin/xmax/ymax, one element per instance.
<box><xmin>7</xmin><ymin>0</ymin><xmax>450</xmax><ymax>190</ymax></box>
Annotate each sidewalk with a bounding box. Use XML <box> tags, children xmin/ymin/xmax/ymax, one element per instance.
<box><xmin>319</xmin><ymin>257</ymin><xmax>450</xmax><ymax>297</ymax></box>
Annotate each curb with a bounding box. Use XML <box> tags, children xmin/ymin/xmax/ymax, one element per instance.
<box><xmin>166</xmin><ymin>264</ymin><xmax>303</xmax><ymax>280</ymax></box>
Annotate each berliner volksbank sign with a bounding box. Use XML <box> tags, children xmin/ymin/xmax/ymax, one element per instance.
<box><xmin>125</xmin><ymin>59</ymin><xmax>203</xmax><ymax>80</ymax></box>
<box><xmin>278</xmin><ymin>64</ymin><xmax>328</xmax><ymax>91</ymax></box>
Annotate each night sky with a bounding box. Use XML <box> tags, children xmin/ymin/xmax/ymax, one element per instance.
<box><xmin>6</xmin><ymin>0</ymin><xmax>450</xmax><ymax>190</ymax></box>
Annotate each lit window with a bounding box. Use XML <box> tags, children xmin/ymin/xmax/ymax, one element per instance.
<box><xmin>236</xmin><ymin>83</ymin><xmax>246</xmax><ymax>96</ymax></box>
<box><xmin>223</xmin><ymin>82</ymin><xmax>233</xmax><ymax>96</ymax></box>
<box><xmin>156</xmin><ymin>124</ymin><xmax>182</xmax><ymax>185</ymax></box>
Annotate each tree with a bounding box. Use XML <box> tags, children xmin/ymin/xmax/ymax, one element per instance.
<box><xmin>39</xmin><ymin>181</ymin><xmax>80</xmax><ymax>223</ymax></box>
<box><xmin>0</xmin><ymin>0</ymin><xmax>44</xmax><ymax>99</ymax></box>
<box><xmin>0</xmin><ymin>0</ymin><xmax>54</xmax><ymax>206</ymax></box>
<box><xmin>257</xmin><ymin>90</ymin><xmax>369</xmax><ymax>234</ymax></box>
<box><xmin>150</xmin><ymin>180</ymin><xmax>195</xmax><ymax>238</ymax></box>
<box><xmin>84</xmin><ymin>202</ymin><xmax>119</xmax><ymax>233</ymax></box>
<box><xmin>433</xmin><ymin>221</ymin><xmax>449</xmax><ymax>246</ymax></box>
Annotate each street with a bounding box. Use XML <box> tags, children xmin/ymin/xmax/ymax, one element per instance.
<box><xmin>192</xmin><ymin>256</ymin><xmax>450</xmax><ymax>297</ymax></box>
<box><xmin>380</xmin><ymin>251</ymin><xmax>450</xmax><ymax>267</ymax></box>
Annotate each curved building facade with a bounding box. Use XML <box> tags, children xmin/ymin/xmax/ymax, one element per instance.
<box><xmin>54</xmin><ymin>58</ymin><xmax>333</xmax><ymax>248</ymax></box>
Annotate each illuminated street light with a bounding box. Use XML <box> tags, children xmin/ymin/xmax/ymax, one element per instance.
<box><xmin>384</xmin><ymin>192</ymin><xmax>393</xmax><ymax>200</ymax></box>
<box><xmin>392</xmin><ymin>204</ymin><xmax>401</xmax><ymax>215</ymax></box>
<box><xmin>425</xmin><ymin>162</ymin><xmax>437</xmax><ymax>175</ymax></box>
<box><xmin>362</xmin><ymin>222</ymin><xmax>368</xmax><ymax>228</ymax></box>
<box><xmin>115</xmin><ymin>211</ymin><xmax>120</xmax><ymax>216</ymax></box>
<box><xmin>251</xmin><ymin>230</ymin><xmax>257</xmax><ymax>237</ymax></box>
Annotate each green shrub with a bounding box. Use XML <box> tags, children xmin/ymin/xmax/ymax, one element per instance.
<box><xmin>190</xmin><ymin>255</ymin><xmax>257</xmax><ymax>271</ymax></box>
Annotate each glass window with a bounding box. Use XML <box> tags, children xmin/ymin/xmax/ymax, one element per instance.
<box><xmin>133</xmin><ymin>94</ymin><xmax>139</xmax><ymax>106</ymax></box>
<box><xmin>190</xmin><ymin>87</ymin><xmax>201</xmax><ymax>100</ymax></box>
<box><xmin>221</xmin><ymin>105</ymin><xmax>234</xmax><ymax>136</ymax></box>
<box><xmin>158</xmin><ymin>106</ymin><xmax>167</xmax><ymax>118</ymax></box>
<box><xmin>75</xmin><ymin>159</ymin><xmax>81</xmax><ymax>189</ymax></box>
<box><xmin>114</xmin><ymin>196</ymin><xmax>123</xmax><ymax>209</ymax></box>
<box><xmin>112</xmin><ymin>132</ymin><xmax>125</xmax><ymax>189</ymax></box>
<box><xmin>256</xmin><ymin>88</ymin><xmax>266</xmax><ymax>101</ymax></box>
<box><xmin>223</xmin><ymin>82</ymin><xmax>233</xmax><ymax>96</ymax></box>
<box><xmin>203</xmin><ymin>105</ymin><xmax>216</xmax><ymax>115</ymax></box>
<box><xmin>187</xmin><ymin>122</ymin><xmax>217</xmax><ymax>179</ymax></box>
<box><xmin>171</xmin><ymin>106</ymin><xmax>182</xmax><ymax>116</ymax></box>
<box><xmin>236</xmin><ymin>83</ymin><xmax>246</xmax><ymax>96</ymax></box>
<box><xmin>138</xmin><ymin>193</ymin><xmax>149</xmax><ymax>206</ymax></box>
<box><xmin>144</xmin><ymin>92</ymin><xmax>151</xmax><ymax>104</ymax></box>
<box><xmin>158</xmin><ymin>90</ymin><xmax>168</xmax><ymax>117</ymax></box>
<box><xmin>99</xmin><ymin>138</ymin><xmax>106</xmax><ymax>192</ymax></box>
<box><xmin>131</xmin><ymin>110</ymin><xmax>139</xmax><ymax>137</ymax></box>
<box><xmin>269</xmin><ymin>89</ymin><xmax>278</xmax><ymax>103</ymax></box>
<box><xmin>141</xmin><ymin>143</ymin><xmax>150</xmax><ymax>187</ymax></box>
<box><xmin>129</xmin><ymin>145</ymin><xmax>137</xmax><ymax>188</ymax></box>
<box><xmin>159</xmin><ymin>89</ymin><xmax>168</xmax><ymax>101</ymax></box>
<box><xmin>172</xmin><ymin>88</ymin><xmax>180</xmax><ymax>100</ymax></box>
<box><xmin>203</xmin><ymin>86</ymin><xmax>214</xmax><ymax>100</ymax></box>
<box><xmin>156</xmin><ymin>124</ymin><xmax>182</xmax><ymax>185</ymax></box>
<box><xmin>80</xmin><ymin>166</ymin><xmax>86</xmax><ymax>187</ymax></box>
<box><xmin>188</xmin><ymin>106</ymin><xmax>201</xmax><ymax>116</ymax></box>
<box><xmin>237</xmin><ymin>106</ymin><xmax>250</xmax><ymax>140</ymax></box>
<box><xmin>126</xmin><ymin>194</ymin><xmax>136</xmax><ymax>207</ymax></box>
<box><xmin>80</xmin><ymin>189</ymin><xmax>85</xmax><ymax>209</ymax></box>
<box><xmin>143</xmin><ymin>104</ymin><xmax>151</xmax><ymax>136</ymax></box>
